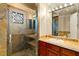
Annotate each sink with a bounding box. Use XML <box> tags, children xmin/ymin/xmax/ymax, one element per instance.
<box><xmin>48</xmin><ymin>38</ymin><xmax>64</xmax><ymax>43</ymax></box>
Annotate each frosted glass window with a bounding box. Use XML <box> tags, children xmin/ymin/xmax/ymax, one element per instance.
<box><xmin>11</xmin><ymin>11</ymin><xmax>24</xmax><ymax>24</ymax></box>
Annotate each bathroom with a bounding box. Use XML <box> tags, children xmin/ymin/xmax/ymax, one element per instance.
<box><xmin>0</xmin><ymin>3</ymin><xmax>79</xmax><ymax>56</ymax></box>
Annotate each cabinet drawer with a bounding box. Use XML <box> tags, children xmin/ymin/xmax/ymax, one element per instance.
<box><xmin>47</xmin><ymin>43</ymin><xmax>60</xmax><ymax>52</ymax></box>
<box><xmin>61</xmin><ymin>48</ymin><xmax>76</xmax><ymax>56</ymax></box>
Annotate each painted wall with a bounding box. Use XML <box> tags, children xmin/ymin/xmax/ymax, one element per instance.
<box><xmin>38</xmin><ymin>4</ymin><xmax>52</xmax><ymax>37</ymax></box>
<box><xmin>70</xmin><ymin>12</ymin><xmax>78</xmax><ymax>39</ymax></box>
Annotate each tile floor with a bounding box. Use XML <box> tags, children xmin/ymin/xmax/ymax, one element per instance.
<box><xmin>12</xmin><ymin>48</ymin><xmax>36</xmax><ymax>56</ymax></box>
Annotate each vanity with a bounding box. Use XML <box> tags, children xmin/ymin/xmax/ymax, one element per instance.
<box><xmin>38</xmin><ymin>37</ymin><xmax>79</xmax><ymax>56</ymax></box>
<box><xmin>38</xmin><ymin>4</ymin><xmax>79</xmax><ymax>56</ymax></box>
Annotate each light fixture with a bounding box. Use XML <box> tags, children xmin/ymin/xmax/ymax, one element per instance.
<box><xmin>52</xmin><ymin>8</ymin><xmax>55</xmax><ymax>11</ymax></box>
<box><xmin>70</xmin><ymin>3</ymin><xmax>73</xmax><ymax>5</ymax></box>
<box><xmin>55</xmin><ymin>7</ymin><xmax>58</xmax><ymax>10</ymax></box>
<box><xmin>59</xmin><ymin>5</ymin><xmax>63</xmax><ymax>8</ymax></box>
<box><xmin>48</xmin><ymin>9</ymin><xmax>51</xmax><ymax>12</ymax></box>
<box><xmin>64</xmin><ymin>4</ymin><xmax>68</xmax><ymax>7</ymax></box>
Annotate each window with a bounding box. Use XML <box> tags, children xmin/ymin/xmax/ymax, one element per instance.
<box><xmin>10</xmin><ymin>11</ymin><xmax>24</xmax><ymax>24</ymax></box>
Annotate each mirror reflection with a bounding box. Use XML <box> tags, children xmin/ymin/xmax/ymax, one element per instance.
<box><xmin>50</xmin><ymin>4</ymin><xmax>79</xmax><ymax>39</ymax></box>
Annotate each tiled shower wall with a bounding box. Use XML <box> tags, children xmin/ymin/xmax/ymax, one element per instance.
<box><xmin>0</xmin><ymin>4</ymin><xmax>8</xmax><ymax>55</ymax></box>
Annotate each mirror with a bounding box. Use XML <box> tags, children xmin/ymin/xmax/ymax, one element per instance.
<box><xmin>52</xmin><ymin>16</ymin><xmax>58</xmax><ymax>36</ymax></box>
<box><xmin>26</xmin><ymin>16</ymin><xmax>38</xmax><ymax>35</ymax></box>
<box><xmin>52</xmin><ymin>4</ymin><xmax>79</xmax><ymax>40</ymax></box>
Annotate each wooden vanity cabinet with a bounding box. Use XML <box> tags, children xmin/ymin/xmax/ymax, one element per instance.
<box><xmin>38</xmin><ymin>41</ymin><xmax>79</xmax><ymax>56</ymax></box>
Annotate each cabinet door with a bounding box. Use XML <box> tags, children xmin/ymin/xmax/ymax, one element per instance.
<box><xmin>47</xmin><ymin>43</ymin><xmax>60</xmax><ymax>56</ymax></box>
<box><xmin>61</xmin><ymin>48</ymin><xmax>76</xmax><ymax>56</ymax></box>
<box><xmin>38</xmin><ymin>41</ymin><xmax>47</xmax><ymax>56</ymax></box>
<box><xmin>38</xmin><ymin>46</ymin><xmax>47</xmax><ymax>56</ymax></box>
<box><xmin>47</xmin><ymin>43</ymin><xmax>60</xmax><ymax>52</ymax></box>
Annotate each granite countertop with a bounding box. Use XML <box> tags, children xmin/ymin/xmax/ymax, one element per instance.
<box><xmin>39</xmin><ymin>37</ymin><xmax>79</xmax><ymax>52</ymax></box>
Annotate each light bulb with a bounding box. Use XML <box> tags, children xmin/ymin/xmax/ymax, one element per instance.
<box><xmin>70</xmin><ymin>3</ymin><xmax>73</xmax><ymax>5</ymax></box>
<box><xmin>55</xmin><ymin>7</ymin><xmax>58</xmax><ymax>10</ymax></box>
<box><xmin>64</xmin><ymin>4</ymin><xmax>68</xmax><ymax>7</ymax></box>
<box><xmin>52</xmin><ymin>9</ymin><xmax>55</xmax><ymax>11</ymax></box>
<box><xmin>59</xmin><ymin>5</ymin><xmax>63</xmax><ymax>8</ymax></box>
<box><xmin>48</xmin><ymin>10</ymin><xmax>51</xmax><ymax>12</ymax></box>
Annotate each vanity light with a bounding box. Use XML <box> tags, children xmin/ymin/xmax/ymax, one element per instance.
<box><xmin>51</xmin><ymin>3</ymin><xmax>74</xmax><ymax>12</ymax></box>
<box><xmin>52</xmin><ymin>8</ymin><xmax>55</xmax><ymax>11</ymax></box>
<box><xmin>64</xmin><ymin>4</ymin><xmax>68</xmax><ymax>7</ymax></box>
<box><xmin>48</xmin><ymin>9</ymin><xmax>51</xmax><ymax>12</ymax></box>
<box><xmin>70</xmin><ymin>3</ymin><xmax>73</xmax><ymax>5</ymax></box>
<box><xmin>59</xmin><ymin>5</ymin><xmax>63</xmax><ymax>8</ymax></box>
<box><xmin>55</xmin><ymin>7</ymin><xmax>58</xmax><ymax>10</ymax></box>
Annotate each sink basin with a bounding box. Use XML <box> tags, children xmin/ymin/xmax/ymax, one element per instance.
<box><xmin>48</xmin><ymin>38</ymin><xmax>64</xmax><ymax>43</ymax></box>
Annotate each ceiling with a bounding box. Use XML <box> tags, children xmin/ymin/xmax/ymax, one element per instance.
<box><xmin>23</xmin><ymin>3</ymin><xmax>37</xmax><ymax>10</ymax></box>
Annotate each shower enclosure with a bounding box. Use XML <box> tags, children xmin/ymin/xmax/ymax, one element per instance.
<box><xmin>0</xmin><ymin>4</ymin><xmax>38</xmax><ymax>56</ymax></box>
